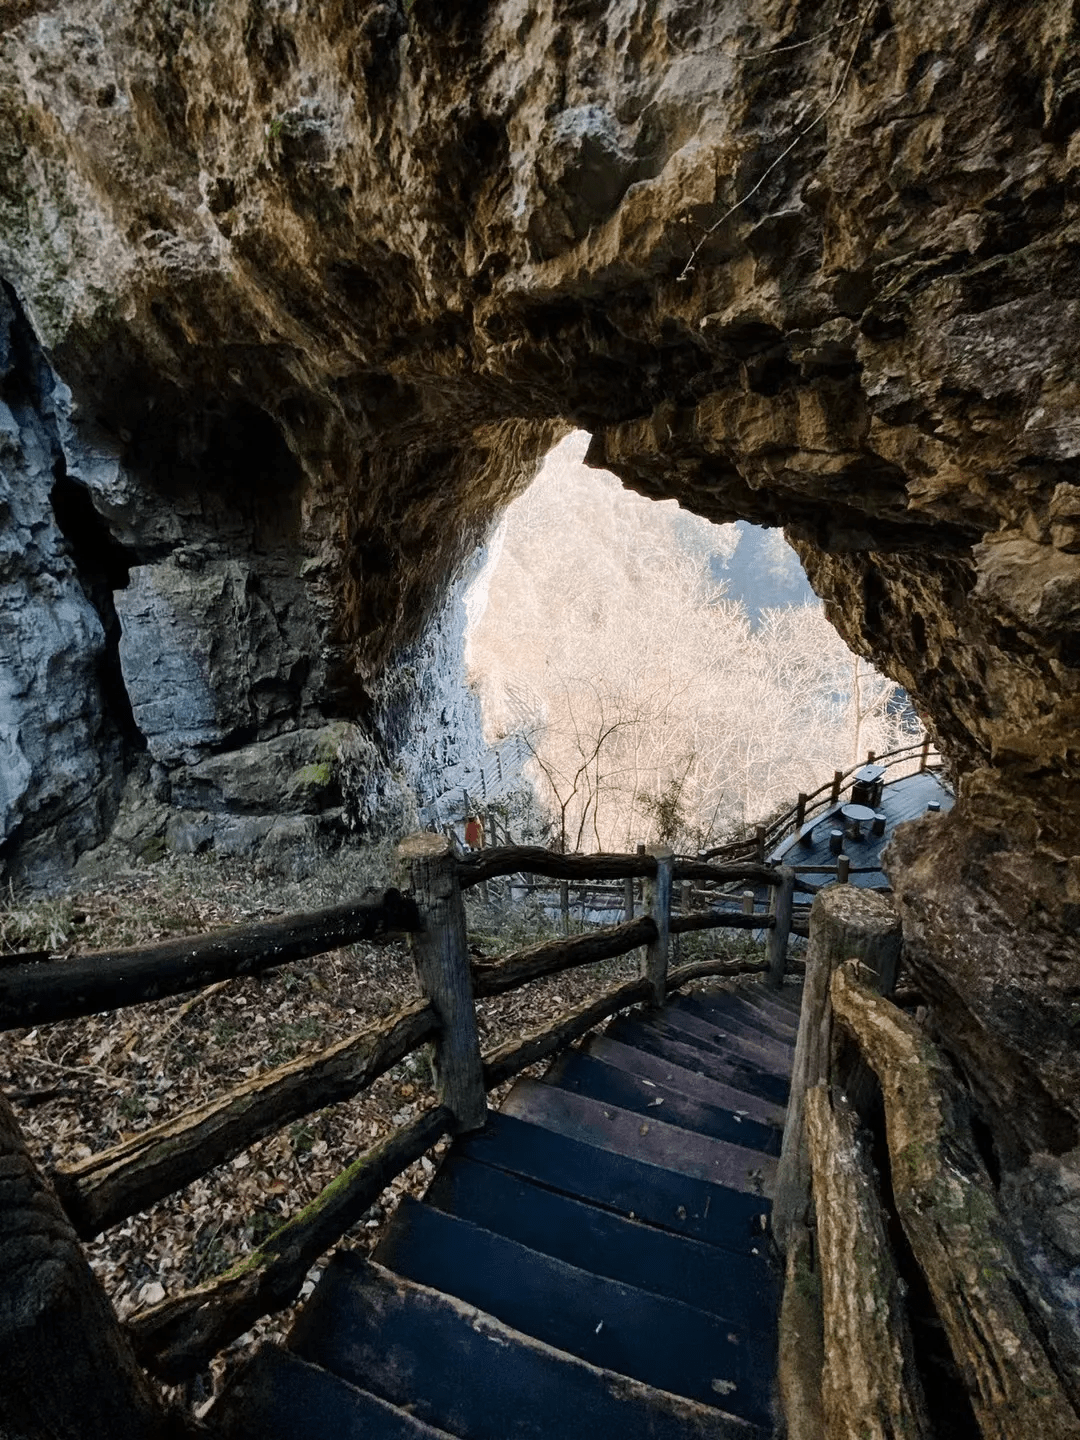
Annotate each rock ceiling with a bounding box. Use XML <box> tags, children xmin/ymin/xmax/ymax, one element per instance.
<box><xmin>1</xmin><ymin>0</ymin><xmax>1079</xmax><ymax>1149</ymax></box>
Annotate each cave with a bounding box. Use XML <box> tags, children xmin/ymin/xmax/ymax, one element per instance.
<box><xmin>1</xmin><ymin>0</ymin><xmax>1079</xmax><ymax>1428</ymax></box>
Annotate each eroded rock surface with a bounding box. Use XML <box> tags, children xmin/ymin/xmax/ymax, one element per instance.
<box><xmin>0</xmin><ymin>3</ymin><xmax>1078</xmax><ymax>1161</ymax></box>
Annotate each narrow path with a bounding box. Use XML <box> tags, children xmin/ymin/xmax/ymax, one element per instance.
<box><xmin>211</xmin><ymin>981</ymin><xmax>802</xmax><ymax>1439</ymax></box>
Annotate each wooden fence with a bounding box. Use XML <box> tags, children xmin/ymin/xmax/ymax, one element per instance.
<box><xmin>0</xmin><ymin>835</ymin><xmax>796</xmax><ymax>1433</ymax></box>
<box><xmin>702</xmin><ymin>736</ymin><xmax>940</xmax><ymax>864</ymax></box>
<box><xmin>772</xmin><ymin>887</ymin><xmax>1080</xmax><ymax>1438</ymax></box>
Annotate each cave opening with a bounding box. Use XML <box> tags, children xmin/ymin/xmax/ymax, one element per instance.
<box><xmin>464</xmin><ymin>430</ymin><xmax>921</xmax><ymax>855</ymax></box>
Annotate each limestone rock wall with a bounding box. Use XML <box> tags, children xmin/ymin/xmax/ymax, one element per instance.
<box><xmin>0</xmin><ymin>1</ymin><xmax>1079</xmax><ymax>1175</ymax></box>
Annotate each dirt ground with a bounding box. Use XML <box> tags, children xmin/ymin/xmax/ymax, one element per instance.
<box><xmin>0</xmin><ymin>844</ymin><xmax>767</xmax><ymax>1413</ymax></box>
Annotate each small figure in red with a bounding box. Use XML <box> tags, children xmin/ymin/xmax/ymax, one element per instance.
<box><xmin>464</xmin><ymin>815</ymin><xmax>484</xmax><ymax>850</ymax></box>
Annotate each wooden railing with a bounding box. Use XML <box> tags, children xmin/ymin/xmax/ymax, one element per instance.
<box><xmin>0</xmin><ymin>836</ymin><xmax>795</xmax><ymax>1430</ymax></box>
<box><xmin>773</xmin><ymin>887</ymin><xmax>1080</xmax><ymax>1437</ymax></box>
<box><xmin>701</xmin><ymin>736</ymin><xmax>941</xmax><ymax>863</ymax></box>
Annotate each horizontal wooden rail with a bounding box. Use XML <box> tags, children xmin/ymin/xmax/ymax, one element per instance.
<box><xmin>458</xmin><ymin>846</ymin><xmax>658</xmax><ymax>888</ymax></box>
<box><xmin>127</xmin><ymin>942</ymin><xmax>804</xmax><ymax>1381</ymax></box>
<box><xmin>472</xmin><ymin>918</ymin><xmax>656</xmax><ymax>998</ymax></box>
<box><xmin>52</xmin><ymin>1001</ymin><xmax>438</xmax><ymax>1239</ymax></box>
<box><xmin>127</xmin><ymin>1104</ymin><xmax>453</xmax><ymax>1382</ymax></box>
<box><xmin>703</xmin><ymin>738</ymin><xmax>942</xmax><ymax>862</ymax></box>
<box><xmin>456</xmin><ymin>846</ymin><xmax>777</xmax><ymax>891</ymax></box>
<box><xmin>482</xmin><ymin>976</ymin><xmax>653</xmax><ymax>1089</ymax></box>
<box><xmin>669</xmin><ymin>910</ymin><xmax>775</xmax><ymax>934</ymax></box>
<box><xmin>0</xmin><ymin>891</ymin><xmax>421</xmax><ymax>1031</ymax></box>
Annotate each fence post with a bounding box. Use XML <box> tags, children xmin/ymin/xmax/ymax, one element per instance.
<box><xmin>398</xmin><ymin>833</ymin><xmax>486</xmax><ymax>1131</ymax></box>
<box><xmin>0</xmin><ymin>1092</ymin><xmax>167</xmax><ymax>1439</ymax></box>
<box><xmin>920</xmin><ymin>734</ymin><xmax>931</xmax><ymax>772</ymax></box>
<box><xmin>830</xmin><ymin>769</ymin><xmax>844</xmax><ymax>804</ymax></box>
<box><xmin>765</xmin><ymin>866</ymin><xmax>795</xmax><ymax>990</ymax></box>
<box><xmin>772</xmin><ymin>887</ymin><xmax>902</xmax><ymax>1252</ymax></box>
<box><xmin>795</xmin><ymin>792</ymin><xmax>808</xmax><ymax>829</ymax></box>
<box><xmin>837</xmin><ymin>854</ymin><xmax>850</xmax><ymax>884</ymax></box>
<box><xmin>643</xmin><ymin>847</ymin><xmax>672</xmax><ymax>1006</ymax></box>
<box><xmin>741</xmin><ymin>890</ymin><xmax>755</xmax><ymax>915</ymax></box>
<box><xmin>560</xmin><ymin>881</ymin><xmax>570</xmax><ymax>937</ymax></box>
<box><xmin>755</xmin><ymin>825</ymin><xmax>767</xmax><ymax>862</ymax></box>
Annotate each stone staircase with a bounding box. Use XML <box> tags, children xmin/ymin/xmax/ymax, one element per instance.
<box><xmin>209</xmin><ymin>982</ymin><xmax>802</xmax><ymax>1439</ymax></box>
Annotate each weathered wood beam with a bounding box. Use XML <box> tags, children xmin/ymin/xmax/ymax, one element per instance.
<box><xmin>399</xmin><ymin>834</ymin><xmax>486</xmax><ymax>1131</ymax></box>
<box><xmin>643</xmin><ymin>847</ymin><xmax>673</xmax><ymax>1006</ymax></box>
<box><xmin>666</xmin><ymin>958</ymin><xmax>771</xmax><ymax>988</ymax></box>
<box><xmin>669</xmin><ymin>911</ymin><xmax>775</xmax><ymax>934</ymax></box>
<box><xmin>127</xmin><ymin>1104</ymin><xmax>452</xmax><ymax>1383</ymax></box>
<box><xmin>805</xmin><ymin>1083</ymin><xmax>931</xmax><ymax>1439</ymax></box>
<box><xmin>765</xmin><ymin>865</ymin><xmax>796</xmax><ymax>989</ymax></box>
<box><xmin>772</xmin><ymin>886</ymin><xmax>902</xmax><ymax>1252</ymax></box>
<box><xmin>456</xmin><ymin>845</ymin><xmax>778</xmax><ymax>890</ymax></box>
<box><xmin>777</xmin><ymin>1225</ymin><xmax>825</xmax><ymax>1440</ymax></box>
<box><xmin>51</xmin><ymin>1000</ymin><xmax>438</xmax><ymax>1239</ymax></box>
<box><xmin>0</xmin><ymin>1091</ymin><xmax>169</xmax><ymax>1437</ymax></box>
<box><xmin>0</xmin><ymin>891</ymin><xmax>420</xmax><ymax>1031</ymax></box>
<box><xmin>482</xmin><ymin>977</ymin><xmax>653</xmax><ymax>1090</ymax></box>
<box><xmin>471</xmin><ymin>918</ymin><xmax>656</xmax><ymax>998</ymax></box>
<box><xmin>458</xmin><ymin>846</ymin><xmax>658</xmax><ymax>887</ymax></box>
<box><xmin>831</xmin><ymin>963</ymin><xmax>1080</xmax><ymax>1440</ymax></box>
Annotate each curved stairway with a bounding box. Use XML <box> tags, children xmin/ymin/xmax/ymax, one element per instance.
<box><xmin>210</xmin><ymin>981</ymin><xmax>802</xmax><ymax>1439</ymax></box>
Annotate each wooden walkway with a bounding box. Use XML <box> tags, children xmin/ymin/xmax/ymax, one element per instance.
<box><xmin>769</xmin><ymin>769</ymin><xmax>954</xmax><ymax>902</ymax></box>
<box><xmin>210</xmin><ymin>980</ymin><xmax>801</xmax><ymax>1439</ymax></box>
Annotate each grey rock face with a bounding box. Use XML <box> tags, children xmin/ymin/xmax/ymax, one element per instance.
<box><xmin>0</xmin><ymin>287</ymin><xmax>124</xmax><ymax>883</ymax></box>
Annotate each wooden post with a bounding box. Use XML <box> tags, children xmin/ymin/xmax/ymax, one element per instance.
<box><xmin>830</xmin><ymin>769</ymin><xmax>844</xmax><ymax>804</ymax></box>
<box><xmin>836</xmin><ymin>854</ymin><xmax>850</xmax><ymax>884</ymax></box>
<box><xmin>772</xmin><ymin>886</ymin><xmax>901</xmax><ymax>1252</ymax></box>
<box><xmin>635</xmin><ymin>841</ymin><xmax>646</xmax><ymax>904</ymax></box>
<box><xmin>741</xmin><ymin>889</ymin><xmax>755</xmax><ymax>915</ymax></box>
<box><xmin>795</xmin><ymin>792</ymin><xmax>808</xmax><ymax>828</ymax></box>
<box><xmin>643</xmin><ymin>847</ymin><xmax>673</xmax><ymax>1007</ymax></box>
<box><xmin>920</xmin><ymin>734</ymin><xmax>930</xmax><ymax>771</ymax></box>
<box><xmin>560</xmin><ymin>881</ymin><xmax>570</xmax><ymax>937</ymax></box>
<box><xmin>398</xmin><ymin>834</ymin><xmax>486</xmax><ymax>1131</ymax></box>
<box><xmin>765</xmin><ymin>866</ymin><xmax>795</xmax><ymax>990</ymax></box>
<box><xmin>806</xmin><ymin>1083</ymin><xmax>931</xmax><ymax>1437</ymax></box>
<box><xmin>0</xmin><ymin>1092</ymin><xmax>167</xmax><ymax>1438</ymax></box>
<box><xmin>755</xmin><ymin>824</ymin><xmax>767</xmax><ymax>862</ymax></box>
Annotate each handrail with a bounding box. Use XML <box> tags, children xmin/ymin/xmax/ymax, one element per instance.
<box><xmin>0</xmin><ymin>890</ymin><xmax>421</xmax><ymax>1032</ymax></box>
<box><xmin>701</xmin><ymin>736</ymin><xmax>941</xmax><ymax>861</ymax></box>
<box><xmin>0</xmin><ymin>827</ymin><xmax>810</xmax><ymax>1405</ymax></box>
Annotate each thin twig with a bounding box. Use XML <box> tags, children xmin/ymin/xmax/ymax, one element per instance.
<box><xmin>678</xmin><ymin>0</ymin><xmax>877</xmax><ymax>281</ymax></box>
<box><xmin>742</xmin><ymin>17</ymin><xmax>861</xmax><ymax>60</ymax></box>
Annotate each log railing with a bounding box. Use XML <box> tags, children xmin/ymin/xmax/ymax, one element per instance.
<box><xmin>775</xmin><ymin>887</ymin><xmax>1080</xmax><ymax>1439</ymax></box>
<box><xmin>701</xmin><ymin>736</ymin><xmax>941</xmax><ymax>864</ymax></box>
<box><xmin>0</xmin><ymin>835</ymin><xmax>796</xmax><ymax>1423</ymax></box>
